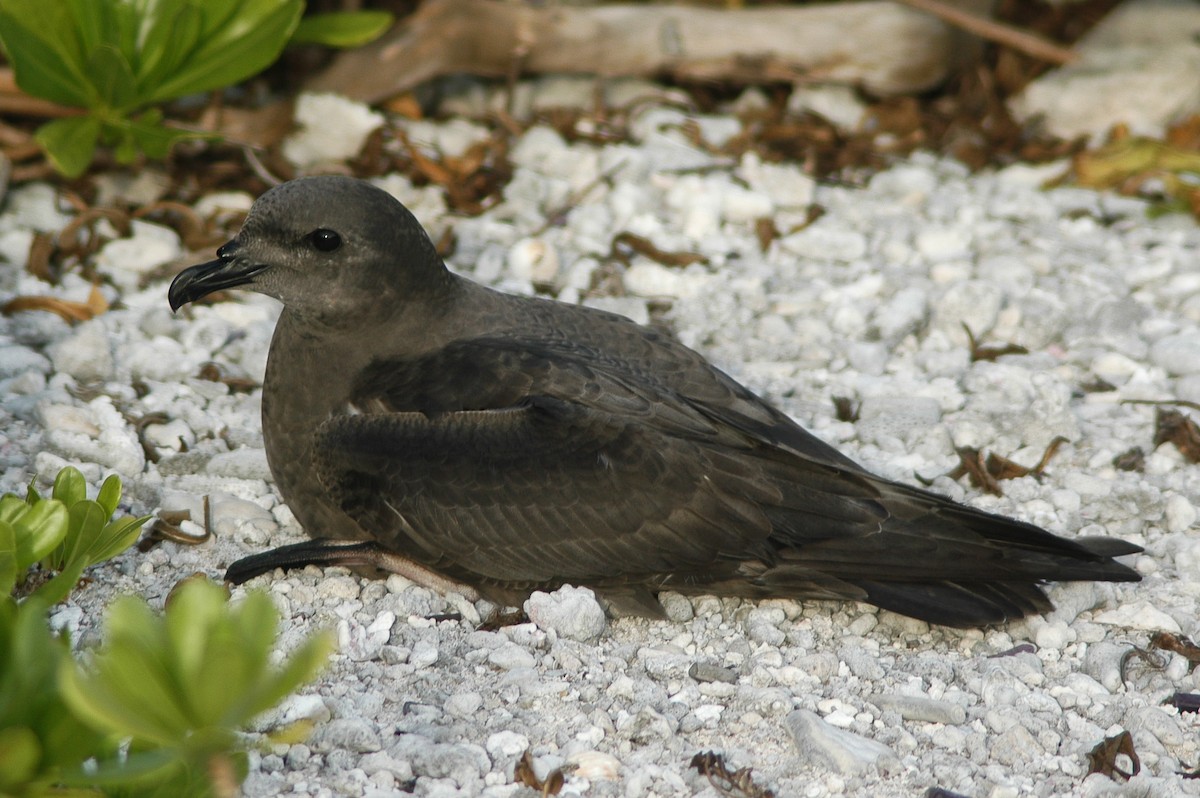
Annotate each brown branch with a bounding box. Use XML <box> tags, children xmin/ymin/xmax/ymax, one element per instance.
<box><xmin>894</xmin><ymin>0</ymin><xmax>1077</xmax><ymax>65</ymax></box>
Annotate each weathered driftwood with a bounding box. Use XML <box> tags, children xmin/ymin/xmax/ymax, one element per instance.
<box><xmin>307</xmin><ymin>0</ymin><xmax>989</xmax><ymax>103</ymax></box>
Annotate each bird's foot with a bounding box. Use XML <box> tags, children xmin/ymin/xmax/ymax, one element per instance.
<box><xmin>225</xmin><ymin>539</ymin><xmax>481</xmax><ymax>601</ymax></box>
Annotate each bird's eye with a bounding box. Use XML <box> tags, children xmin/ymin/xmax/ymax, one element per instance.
<box><xmin>309</xmin><ymin>229</ymin><xmax>342</xmax><ymax>252</ymax></box>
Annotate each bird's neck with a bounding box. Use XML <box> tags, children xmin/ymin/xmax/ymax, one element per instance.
<box><xmin>262</xmin><ymin>276</ymin><xmax>476</xmax><ymax>422</ymax></box>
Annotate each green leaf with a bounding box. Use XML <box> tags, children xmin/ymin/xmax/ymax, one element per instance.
<box><xmin>3</xmin><ymin>0</ymin><xmax>312</xmax><ymax>176</ymax></box>
<box><xmin>95</xmin><ymin>474</ymin><xmax>121</xmax><ymax>519</ymax></box>
<box><xmin>110</xmin><ymin>123</ymin><xmax>141</xmax><ymax>165</ymax></box>
<box><xmin>91</xmin><ymin>515</ymin><xmax>150</xmax><ymax>565</ymax></box>
<box><xmin>0</xmin><ymin>495</ymin><xmax>26</xmax><ymax>525</ymax></box>
<box><xmin>0</xmin><ymin>522</ymin><xmax>16</xmax><ymax>596</ymax></box>
<box><xmin>243</xmin><ymin>627</ymin><xmax>336</xmax><ymax>720</ymax></box>
<box><xmin>134</xmin><ymin>1</ymin><xmax>204</xmax><ymax>96</ymax></box>
<box><xmin>58</xmin><ymin>745</ymin><xmax>182</xmax><ymax>790</ymax></box>
<box><xmin>109</xmin><ymin>0</ymin><xmax>142</xmax><ymax>71</ymax></box>
<box><xmin>0</xmin><ymin>596</ymin><xmax>110</xmax><ymax>793</ymax></box>
<box><xmin>60</xmin><ymin>0</ymin><xmax>112</xmax><ymax>61</ymax></box>
<box><xmin>88</xmin><ymin>43</ymin><xmax>139</xmax><ymax>111</ymax></box>
<box><xmin>59</xmin><ymin>501</ymin><xmax>107</xmax><ymax>568</ymax></box>
<box><xmin>33</xmin><ymin>469</ymin><xmax>143</xmax><ymax>593</ymax></box>
<box><xmin>125</xmin><ymin>114</ymin><xmax>214</xmax><ymax>160</ymax></box>
<box><xmin>144</xmin><ymin>0</ymin><xmax>303</xmax><ymax>103</ymax></box>
<box><xmin>6</xmin><ymin>496</ymin><xmax>69</xmax><ymax>572</ymax></box>
<box><xmin>0</xmin><ymin>725</ymin><xmax>40</xmax><ymax>787</ymax></box>
<box><xmin>290</xmin><ymin>10</ymin><xmax>394</xmax><ymax>48</ymax></box>
<box><xmin>35</xmin><ymin>116</ymin><xmax>101</xmax><ymax>178</ymax></box>
<box><xmin>62</xmin><ymin>578</ymin><xmax>333</xmax><ymax>766</ymax></box>
<box><xmin>35</xmin><ymin>117</ymin><xmax>102</xmax><ymax>177</ymax></box>
<box><xmin>0</xmin><ymin>4</ymin><xmax>95</xmax><ymax>107</ymax></box>
<box><xmin>59</xmin><ymin>607</ymin><xmax>189</xmax><ymax>748</ymax></box>
<box><xmin>52</xmin><ymin>467</ymin><xmax>88</xmax><ymax>508</ymax></box>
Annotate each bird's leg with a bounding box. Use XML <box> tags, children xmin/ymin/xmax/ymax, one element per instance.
<box><xmin>224</xmin><ymin>539</ymin><xmax>480</xmax><ymax>600</ymax></box>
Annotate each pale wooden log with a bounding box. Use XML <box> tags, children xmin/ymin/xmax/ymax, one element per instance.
<box><xmin>307</xmin><ymin>0</ymin><xmax>987</xmax><ymax>103</ymax></box>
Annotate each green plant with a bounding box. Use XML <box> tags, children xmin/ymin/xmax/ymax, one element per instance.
<box><xmin>59</xmin><ymin>579</ymin><xmax>335</xmax><ymax>795</ymax></box>
<box><xmin>0</xmin><ymin>0</ymin><xmax>393</xmax><ymax>177</ymax></box>
<box><xmin>1</xmin><ymin>467</ymin><xmax>149</xmax><ymax>605</ymax></box>
<box><xmin>0</xmin><ymin>491</ymin><xmax>68</xmax><ymax>603</ymax></box>
<box><xmin>292</xmin><ymin>9</ymin><xmax>393</xmax><ymax>48</ymax></box>
<box><xmin>0</xmin><ymin>596</ymin><xmax>112</xmax><ymax>798</ymax></box>
<box><xmin>1</xmin><ymin>580</ymin><xmax>334</xmax><ymax>797</ymax></box>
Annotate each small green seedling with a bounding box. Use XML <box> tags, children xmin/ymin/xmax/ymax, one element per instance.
<box><xmin>0</xmin><ymin>0</ymin><xmax>393</xmax><ymax>176</ymax></box>
<box><xmin>1</xmin><ymin>467</ymin><xmax>149</xmax><ymax>605</ymax></box>
<box><xmin>0</xmin><ymin>492</ymin><xmax>68</xmax><ymax>601</ymax></box>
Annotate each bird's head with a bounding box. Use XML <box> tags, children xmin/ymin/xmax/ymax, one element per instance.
<box><xmin>168</xmin><ymin>176</ymin><xmax>449</xmax><ymax>326</ymax></box>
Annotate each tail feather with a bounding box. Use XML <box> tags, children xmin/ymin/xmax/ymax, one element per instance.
<box><xmin>854</xmin><ymin>580</ymin><xmax>1052</xmax><ymax>628</ymax></box>
<box><xmin>751</xmin><ymin>474</ymin><xmax>1142</xmax><ymax>627</ymax></box>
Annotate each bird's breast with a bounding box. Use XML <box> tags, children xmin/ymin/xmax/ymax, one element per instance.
<box><xmin>261</xmin><ymin>316</ymin><xmax>372</xmax><ymax>541</ymax></box>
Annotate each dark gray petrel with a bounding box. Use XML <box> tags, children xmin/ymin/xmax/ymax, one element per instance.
<box><xmin>168</xmin><ymin>175</ymin><xmax>1140</xmax><ymax>627</ymax></box>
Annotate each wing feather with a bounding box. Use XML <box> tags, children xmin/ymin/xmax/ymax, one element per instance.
<box><xmin>307</xmin><ymin>322</ymin><xmax>1138</xmax><ymax>626</ymax></box>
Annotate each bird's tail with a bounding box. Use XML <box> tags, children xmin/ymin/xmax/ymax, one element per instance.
<box><xmin>748</xmin><ymin>485</ymin><xmax>1141</xmax><ymax>628</ymax></box>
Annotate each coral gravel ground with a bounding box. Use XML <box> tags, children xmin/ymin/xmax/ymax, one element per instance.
<box><xmin>1</xmin><ymin>111</ymin><xmax>1199</xmax><ymax>797</ymax></box>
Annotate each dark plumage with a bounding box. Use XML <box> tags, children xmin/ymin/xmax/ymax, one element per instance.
<box><xmin>168</xmin><ymin>175</ymin><xmax>1141</xmax><ymax>627</ymax></box>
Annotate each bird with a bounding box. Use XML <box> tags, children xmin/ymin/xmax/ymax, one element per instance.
<box><xmin>168</xmin><ymin>175</ymin><xmax>1141</xmax><ymax>628</ymax></box>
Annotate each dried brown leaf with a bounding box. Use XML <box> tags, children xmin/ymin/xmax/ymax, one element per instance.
<box><xmin>832</xmin><ymin>396</ymin><xmax>859</xmax><ymax>423</ymax></box>
<box><xmin>394</xmin><ymin>128</ymin><xmax>513</xmax><ymax>215</ymax></box>
<box><xmin>689</xmin><ymin>751</ymin><xmax>775</xmax><ymax>798</ymax></box>
<box><xmin>1085</xmin><ymin>730</ymin><xmax>1140</xmax><ymax>781</ymax></box>
<box><xmin>1</xmin><ymin>284</ymin><xmax>108</xmax><ymax>324</ymax></box>
<box><xmin>478</xmin><ymin>608</ymin><xmax>528</xmax><ymax>631</ymax></box>
<box><xmin>962</xmin><ymin>323</ymin><xmax>1029</xmax><ymax>362</ymax></box>
<box><xmin>133</xmin><ymin>411</ymin><xmax>171</xmax><ymax>464</ymax></box>
<box><xmin>754</xmin><ymin>217</ymin><xmax>779</xmax><ymax>252</ymax></box>
<box><xmin>984</xmin><ymin>451</ymin><xmax>1031</xmax><ymax>481</ymax></box>
<box><xmin>197</xmin><ymin>362</ymin><xmax>259</xmax><ymax>393</ymax></box>
<box><xmin>515</xmin><ymin>750</ymin><xmax>564</xmax><ymax>796</ymax></box>
<box><xmin>1166</xmin><ymin>114</ymin><xmax>1200</xmax><ymax>150</ymax></box>
<box><xmin>986</xmin><ymin>643</ymin><xmax>1037</xmax><ymax>658</ymax></box>
<box><xmin>1073</xmin><ymin>136</ymin><xmax>1200</xmax><ymax>193</ymax></box>
<box><xmin>202</xmin><ymin>100</ymin><xmax>295</xmax><ymax>150</ymax></box>
<box><xmin>947</xmin><ymin>447</ymin><xmax>1004</xmax><ymax>496</ymax></box>
<box><xmin>58</xmin><ymin>207</ymin><xmax>131</xmax><ymax>257</ymax></box>
<box><xmin>139</xmin><ymin>509</ymin><xmax>211</xmax><ymax>552</ymax></box>
<box><xmin>26</xmin><ymin>232</ymin><xmax>55</xmax><ymax>281</ymax></box>
<box><xmin>1150</xmin><ymin>632</ymin><xmax>1200</xmax><ymax>664</ymax></box>
<box><xmin>784</xmin><ymin>205</ymin><xmax>825</xmax><ymax>234</ymax></box>
<box><xmin>1111</xmin><ymin>447</ymin><xmax>1145</xmax><ymax>472</ymax></box>
<box><xmin>988</xmin><ymin>435</ymin><xmax>1067</xmax><ymax>480</ymax></box>
<box><xmin>943</xmin><ymin>436</ymin><xmax>1066</xmax><ymax>496</ymax></box>
<box><xmin>383</xmin><ymin>93</ymin><xmax>423</xmax><ymax>119</ymax></box>
<box><xmin>1154</xmin><ymin>408</ymin><xmax>1200</xmax><ymax>463</ymax></box>
<box><xmin>435</xmin><ymin>226</ymin><xmax>457</xmax><ymax>259</ymax></box>
<box><xmin>135</xmin><ymin>200</ymin><xmax>230</xmax><ymax>251</ymax></box>
<box><xmin>1079</xmin><ymin>377</ymin><xmax>1116</xmax><ymax>393</ymax></box>
<box><xmin>610</xmin><ymin>232</ymin><xmax>705</xmax><ymax>268</ymax></box>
